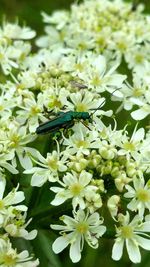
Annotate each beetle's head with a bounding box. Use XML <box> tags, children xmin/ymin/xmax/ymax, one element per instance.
<box><xmin>82</xmin><ymin>112</ymin><xmax>91</xmax><ymax>120</ymax></box>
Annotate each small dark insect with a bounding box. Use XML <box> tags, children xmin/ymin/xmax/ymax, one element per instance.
<box><xmin>70</xmin><ymin>80</ymin><xmax>88</xmax><ymax>89</ymax></box>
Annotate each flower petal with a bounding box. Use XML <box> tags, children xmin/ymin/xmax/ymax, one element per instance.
<box><xmin>135</xmin><ymin>235</ymin><xmax>150</xmax><ymax>250</ymax></box>
<box><xmin>70</xmin><ymin>235</ymin><xmax>81</xmax><ymax>263</ymax></box>
<box><xmin>126</xmin><ymin>239</ymin><xmax>141</xmax><ymax>263</ymax></box>
<box><xmin>112</xmin><ymin>239</ymin><xmax>124</xmax><ymax>261</ymax></box>
<box><xmin>52</xmin><ymin>236</ymin><xmax>69</xmax><ymax>253</ymax></box>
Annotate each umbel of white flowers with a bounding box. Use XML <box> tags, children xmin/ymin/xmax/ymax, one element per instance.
<box><xmin>1</xmin><ymin>0</ymin><xmax>150</xmax><ymax>265</ymax></box>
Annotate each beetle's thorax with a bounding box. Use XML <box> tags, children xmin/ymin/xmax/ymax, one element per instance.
<box><xmin>69</xmin><ymin>111</ymin><xmax>90</xmax><ymax>120</ymax></box>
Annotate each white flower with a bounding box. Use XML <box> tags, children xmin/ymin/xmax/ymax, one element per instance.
<box><xmin>51</xmin><ymin>170</ymin><xmax>96</xmax><ymax>210</ymax></box>
<box><xmin>0</xmin><ymin>179</ymin><xmax>27</xmax><ymax>226</ymax></box>
<box><xmin>36</xmin><ymin>25</ymin><xmax>63</xmax><ymax>49</ymax></box>
<box><xmin>125</xmin><ymin>45</ymin><xmax>148</xmax><ymax>70</ymax></box>
<box><xmin>4</xmin><ymin>212</ymin><xmax>37</xmax><ymax>240</ymax></box>
<box><xmin>0</xmin><ymin>150</ymin><xmax>18</xmax><ymax>175</ymax></box>
<box><xmin>42</xmin><ymin>10</ymin><xmax>69</xmax><ymax>30</ymax></box>
<box><xmin>65</xmin><ymin>91</ymin><xmax>105</xmax><ymax>112</ymax></box>
<box><xmin>16</xmin><ymin>93</ymin><xmax>45</xmax><ymax>132</ymax></box>
<box><xmin>118</xmin><ymin>126</ymin><xmax>145</xmax><ymax>160</ymax></box>
<box><xmin>112</xmin><ymin>212</ymin><xmax>150</xmax><ymax>263</ymax></box>
<box><xmin>124</xmin><ymin>178</ymin><xmax>150</xmax><ymax>217</ymax></box>
<box><xmin>0</xmin><ymin>43</ymin><xmax>18</xmax><ymax>74</ymax></box>
<box><xmin>78</xmin><ymin>55</ymin><xmax>126</xmax><ymax>93</ymax></box>
<box><xmin>24</xmin><ymin>150</ymin><xmax>67</xmax><ymax>186</ymax></box>
<box><xmin>63</xmin><ymin>123</ymin><xmax>100</xmax><ymax>156</ymax></box>
<box><xmin>0</xmin><ymin>21</ymin><xmax>36</xmax><ymax>40</ymax></box>
<box><xmin>42</xmin><ymin>87</ymin><xmax>68</xmax><ymax>112</ymax></box>
<box><xmin>51</xmin><ymin>210</ymin><xmax>106</xmax><ymax>263</ymax></box>
<box><xmin>0</xmin><ymin>236</ymin><xmax>39</xmax><ymax>266</ymax></box>
<box><xmin>7</xmin><ymin>123</ymin><xmax>36</xmax><ymax>169</ymax></box>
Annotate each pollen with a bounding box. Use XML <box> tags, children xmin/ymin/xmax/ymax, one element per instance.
<box><xmin>123</xmin><ymin>142</ymin><xmax>135</xmax><ymax>151</ymax></box>
<box><xmin>121</xmin><ymin>225</ymin><xmax>133</xmax><ymax>239</ymax></box>
<box><xmin>70</xmin><ymin>183</ymin><xmax>83</xmax><ymax>196</ymax></box>
<box><xmin>76</xmin><ymin>103</ymin><xmax>87</xmax><ymax>112</ymax></box>
<box><xmin>10</xmin><ymin>134</ymin><xmax>20</xmax><ymax>148</ymax></box>
<box><xmin>136</xmin><ymin>188</ymin><xmax>150</xmax><ymax>202</ymax></box>
<box><xmin>76</xmin><ymin>222</ymin><xmax>88</xmax><ymax>234</ymax></box>
<box><xmin>134</xmin><ymin>53</ymin><xmax>144</xmax><ymax>64</ymax></box>
<box><xmin>16</xmin><ymin>83</ymin><xmax>25</xmax><ymax>90</ymax></box>
<box><xmin>133</xmin><ymin>88</ymin><xmax>143</xmax><ymax>97</ymax></box>
<box><xmin>48</xmin><ymin>98</ymin><xmax>62</xmax><ymax>109</ymax></box>
<box><xmin>47</xmin><ymin>159</ymin><xmax>58</xmax><ymax>170</ymax></box>
<box><xmin>75</xmin><ymin>63</ymin><xmax>84</xmax><ymax>72</ymax></box>
<box><xmin>117</xmin><ymin>42</ymin><xmax>127</xmax><ymax>52</ymax></box>
<box><xmin>75</xmin><ymin>139</ymin><xmax>89</xmax><ymax>148</ymax></box>
<box><xmin>2</xmin><ymin>254</ymin><xmax>16</xmax><ymax>266</ymax></box>
<box><xmin>91</xmin><ymin>74</ymin><xmax>101</xmax><ymax>86</ymax></box>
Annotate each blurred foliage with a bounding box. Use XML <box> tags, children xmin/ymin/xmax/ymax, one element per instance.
<box><xmin>0</xmin><ymin>0</ymin><xmax>79</xmax><ymax>34</ymax></box>
<box><xmin>0</xmin><ymin>0</ymin><xmax>149</xmax><ymax>34</ymax></box>
<box><xmin>0</xmin><ymin>0</ymin><xmax>150</xmax><ymax>267</ymax></box>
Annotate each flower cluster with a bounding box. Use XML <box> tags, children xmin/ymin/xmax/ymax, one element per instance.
<box><xmin>1</xmin><ymin>0</ymin><xmax>150</xmax><ymax>265</ymax></box>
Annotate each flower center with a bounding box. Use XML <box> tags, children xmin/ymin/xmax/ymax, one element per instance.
<box><xmin>123</xmin><ymin>142</ymin><xmax>135</xmax><ymax>151</ymax></box>
<box><xmin>76</xmin><ymin>222</ymin><xmax>88</xmax><ymax>234</ymax></box>
<box><xmin>75</xmin><ymin>139</ymin><xmax>89</xmax><ymax>148</ymax></box>
<box><xmin>70</xmin><ymin>183</ymin><xmax>83</xmax><ymax>196</ymax></box>
<box><xmin>10</xmin><ymin>134</ymin><xmax>20</xmax><ymax>148</ymax></box>
<box><xmin>121</xmin><ymin>225</ymin><xmax>133</xmax><ymax>239</ymax></box>
<box><xmin>47</xmin><ymin>158</ymin><xmax>58</xmax><ymax>170</ymax></box>
<box><xmin>75</xmin><ymin>63</ymin><xmax>84</xmax><ymax>72</ymax></box>
<box><xmin>117</xmin><ymin>42</ymin><xmax>127</xmax><ymax>52</ymax></box>
<box><xmin>134</xmin><ymin>53</ymin><xmax>144</xmax><ymax>64</ymax></box>
<box><xmin>91</xmin><ymin>74</ymin><xmax>101</xmax><ymax>86</ymax></box>
<box><xmin>30</xmin><ymin>106</ymin><xmax>41</xmax><ymax>115</ymax></box>
<box><xmin>76</xmin><ymin>103</ymin><xmax>87</xmax><ymax>112</ymax></box>
<box><xmin>136</xmin><ymin>188</ymin><xmax>150</xmax><ymax>202</ymax></box>
<box><xmin>48</xmin><ymin>98</ymin><xmax>62</xmax><ymax>109</ymax></box>
<box><xmin>133</xmin><ymin>88</ymin><xmax>143</xmax><ymax>97</ymax></box>
<box><xmin>2</xmin><ymin>254</ymin><xmax>16</xmax><ymax>266</ymax></box>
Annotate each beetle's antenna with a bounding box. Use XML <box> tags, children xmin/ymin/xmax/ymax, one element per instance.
<box><xmin>90</xmin><ymin>87</ymin><xmax>122</xmax><ymax>116</ymax></box>
<box><xmin>90</xmin><ymin>98</ymin><xmax>106</xmax><ymax>116</ymax></box>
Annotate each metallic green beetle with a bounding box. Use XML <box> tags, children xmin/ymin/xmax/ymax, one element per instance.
<box><xmin>36</xmin><ymin>111</ymin><xmax>92</xmax><ymax>135</ymax></box>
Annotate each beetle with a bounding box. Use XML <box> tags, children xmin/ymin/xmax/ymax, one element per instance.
<box><xmin>36</xmin><ymin>88</ymin><xmax>120</xmax><ymax>135</ymax></box>
<box><xmin>36</xmin><ymin>111</ymin><xmax>92</xmax><ymax>135</ymax></box>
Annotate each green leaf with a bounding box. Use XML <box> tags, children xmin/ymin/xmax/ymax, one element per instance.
<box><xmin>31</xmin><ymin>230</ymin><xmax>62</xmax><ymax>267</ymax></box>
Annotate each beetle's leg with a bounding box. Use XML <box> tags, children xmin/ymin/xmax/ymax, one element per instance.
<box><xmin>42</xmin><ymin>106</ymin><xmax>66</xmax><ymax>119</ymax></box>
<box><xmin>56</xmin><ymin>111</ymin><xmax>66</xmax><ymax>116</ymax></box>
<box><xmin>42</xmin><ymin>106</ymin><xmax>54</xmax><ymax>118</ymax></box>
<box><xmin>81</xmin><ymin>120</ymin><xmax>91</xmax><ymax>130</ymax></box>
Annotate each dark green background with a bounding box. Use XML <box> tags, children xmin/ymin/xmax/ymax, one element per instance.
<box><xmin>1</xmin><ymin>0</ymin><xmax>150</xmax><ymax>267</ymax></box>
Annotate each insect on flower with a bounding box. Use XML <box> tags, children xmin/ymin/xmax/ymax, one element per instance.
<box><xmin>36</xmin><ymin>110</ymin><xmax>93</xmax><ymax>135</ymax></box>
<box><xmin>36</xmin><ymin>88</ymin><xmax>120</xmax><ymax>135</ymax></box>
